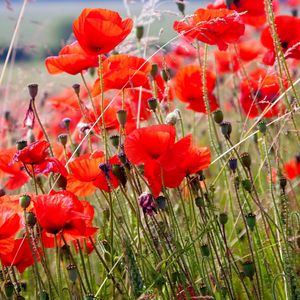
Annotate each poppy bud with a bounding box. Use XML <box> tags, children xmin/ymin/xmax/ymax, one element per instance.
<box><xmin>28</xmin><ymin>83</ymin><xmax>38</xmax><ymax>99</ymax></box>
<box><xmin>258</xmin><ymin>120</ymin><xmax>267</xmax><ymax>134</ymax></box>
<box><xmin>117</xmin><ymin>109</ymin><xmax>127</xmax><ymax>128</ymax></box>
<box><xmin>136</xmin><ymin>25</ymin><xmax>144</xmax><ymax>41</ymax></box>
<box><xmin>148</xmin><ymin>98</ymin><xmax>158</xmax><ymax>111</ymax></box>
<box><xmin>246</xmin><ymin>213</ymin><xmax>256</xmax><ymax>231</ymax></box>
<box><xmin>220</xmin><ymin>121</ymin><xmax>232</xmax><ymax>139</ymax></box>
<box><xmin>165</xmin><ymin>110</ymin><xmax>179</xmax><ymax>125</ymax></box>
<box><xmin>213</xmin><ymin>110</ymin><xmax>224</xmax><ymax>124</ymax></box>
<box><xmin>16</xmin><ymin>140</ymin><xmax>28</xmax><ymax>150</ymax></box>
<box><xmin>72</xmin><ymin>83</ymin><xmax>80</xmax><ymax>95</ymax></box>
<box><xmin>241</xmin><ymin>152</ymin><xmax>251</xmax><ymax>169</ymax></box>
<box><xmin>85</xmin><ymin>294</ymin><xmax>95</xmax><ymax>300</ymax></box>
<box><xmin>4</xmin><ymin>281</ymin><xmax>14</xmax><ymax>298</ymax></box>
<box><xmin>139</xmin><ymin>192</ymin><xmax>157</xmax><ymax>216</ymax></box>
<box><xmin>25</xmin><ymin>212</ymin><xmax>37</xmax><ymax>227</ymax></box>
<box><xmin>195</xmin><ymin>196</ymin><xmax>204</xmax><ymax>208</ymax></box>
<box><xmin>19</xmin><ymin>194</ymin><xmax>31</xmax><ymax>210</ymax></box>
<box><xmin>156</xmin><ymin>196</ymin><xmax>167</xmax><ymax>210</ymax></box>
<box><xmin>241</xmin><ymin>179</ymin><xmax>251</xmax><ymax>193</ymax></box>
<box><xmin>280</xmin><ymin>176</ymin><xmax>287</xmax><ymax>191</ymax></box>
<box><xmin>110</xmin><ymin>135</ymin><xmax>119</xmax><ymax>148</ymax></box>
<box><xmin>62</xmin><ymin>117</ymin><xmax>71</xmax><ymax>129</ymax></box>
<box><xmin>242</xmin><ymin>261</ymin><xmax>255</xmax><ymax>280</ymax></box>
<box><xmin>161</xmin><ymin>69</ymin><xmax>170</xmax><ymax>82</ymax></box>
<box><xmin>176</xmin><ymin>0</ymin><xmax>185</xmax><ymax>14</ymax></box>
<box><xmin>58</xmin><ymin>134</ymin><xmax>68</xmax><ymax>146</ymax></box>
<box><xmin>219</xmin><ymin>212</ymin><xmax>228</xmax><ymax>225</ymax></box>
<box><xmin>150</xmin><ymin>64</ymin><xmax>158</xmax><ymax>78</ymax></box>
<box><xmin>67</xmin><ymin>264</ymin><xmax>78</xmax><ymax>283</ymax></box>
<box><xmin>200</xmin><ymin>244</ymin><xmax>210</xmax><ymax>257</ymax></box>
<box><xmin>225</xmin><ymin>0</ymin><xmax>234</xmax><ymax>9</ymax></box>
<box><xmin>229</xmin><ymin>157</ymin><xmax>237</xmax><ymax>173</ymax></box>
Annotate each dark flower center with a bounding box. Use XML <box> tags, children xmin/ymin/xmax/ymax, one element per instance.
<box><xmin>281</xmin><ymin>41</ymin><xmax>289</xmax><ymax>49</ymax></box>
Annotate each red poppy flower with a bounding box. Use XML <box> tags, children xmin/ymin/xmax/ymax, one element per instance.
<box><xmin>67</xmin><ymin>151</ymin><xmax>120</xmax><ymax>196</ymax></box>
<box><xmin>0</xmin><ymin>238</ymin><xmax>41</xmax><ymax>273</ymax></box>
<box><xmin>0</xmin><ymin>206</ymin><xmax>21</xmax><ymax>255</ymax></box>
<box><xmin>124</xmin><ymin>125</ymin><xmax>191</xmax><ymax>196</ymax></box>
<box><xmin>207</xmin><ymin>0</ymin><xmax>278</xmax><ymax>27</ymax></box>
<box><xmin>284</xmin><ymin>156</ymin><xmax>300</xmax><ymax>179</ymax></box>
<box><xmin>214</xmin><ymin>49</ymin><xmax>239</xmax><ymax>74</ymax></box>
<box><xmin>92</xmin><ymin>54</ymin><xmax>152</xmax><ymax>96</ymax></box>
<box><xmin>174</xmin><ymin>65</ymin><xmax>218</xmax><ymax>113</ymax></box>
<box><xmin>173</xmin><ymin>8</ymin><xmax>245</xmax><ymax>51</ymax></box>
<box><xmin>163</xmin><ymin>135</ymin><xmax>211</xmax><ymax>188</ymax></box>
<box><xmin>237</xmin><ymin>40</ymin><xmax>263</xmax><ymax>62</ymax></box>
<box><xmin>239</xmin><ymin>68</ymin><xmax>287</xmax><ymax>118</ymax></box>
<box><xmin>0</xmin><ymin>148</ymin><xmax>29</xmax><ymax>190</ymax></box>
<box><xmin>45</xmin><ymin>42</ymin><xmax>98</xmax><ymax>75</ymax></box>
<box><xmin>33</xmin><ymin>191</ymin><xmax>88</xmax><ymax>236</ymax></box>
<box><xmin>73</xmin><ymin>8</ymin><xmax>133</xmax><ymax>55</ymax></box>
<box><xmin>261</xmin><ymin>15</ymin><xmax>300</xmax><ymax>65</ymax></box>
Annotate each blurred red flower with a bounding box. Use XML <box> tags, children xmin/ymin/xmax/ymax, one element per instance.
<box><xmin>284</xmin><ymin>156</ymin><xmax>300</xmax><ymax>179</ymax></box>
<box><xmin>73</xmin><ymin>8</ymin><xmax>133</xmax><ymax>55</ymax></box>
<box><xmin>261</xmin><ymin>15</ymin><xmax>300</xmax><ymax>65</ymax></box>
<box><xmin>0</xmin><ymin>206</ymin><xmax>21</xmax><ymax>255</ymax></box>
<box><xmin>174</xmin><ymin>65</ymin><xmax>218</xmax><ymax>113</ymax></box>
<box><xmin>67</xmin><ymin>151</ymin><xmax>120</xmax><ymax>196</ymax></box>
<box><xmin>214</xmin><ymin>49</ymin><xmax>239</xmax><ymax>74</ymax></box>
<box><xmin>173</xmin><ymin>8</ymin><xmax>245</xmax><ymax>50</ymax></box>
<box><xmin>0</xmin><ymin>238</ymin><xmax>41</xmax><ymax>273</ymax></box>
<box><xmin>239</xmin><ymin>68</ymin><xmax>287</xmax><ymax>118</ymax></box>
<box><xmin>45</xmin><ymin>41</ymin><xmax>98</xmax><ymax>75</ymax></box>
<box><xmin>92</xmin><ymin>54</ymin><xmax>151</xmax><ymax>95</ymax></box>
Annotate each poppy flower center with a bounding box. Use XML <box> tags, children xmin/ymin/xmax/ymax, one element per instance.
<box><xmin>281</xmin><ymin>41</ymin><xmax>289</xmax><ymax>49</ymax></box>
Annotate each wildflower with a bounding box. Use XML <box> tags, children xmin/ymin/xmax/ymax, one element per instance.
<box><xmin>173</xmin><ymin>8</ymin><xmax>245</xmax><ymax>50</ymax></box>
<box><xmin>261</xmin><ymin>15</ymin><xmax>300</xmax><ymax>65</ymax></box>
<box><xmin>73</xmin><ymin>8</ymin><xmax>133</xmax><ymax>55</ymax></box>
<box><xmin>92</xmin><ymin>54</ymin><xmax>151</xmax><ymax>96</ymax></box>
<box><xmin>174</xmin><ymin>65</ymin><xmax>218</xmax><ymax>113</ymax></box>
<box><xmin>45</xmin><ymin>41</ymin><xmax>98</xmax><ymax>75</ymax></box>
<box><xmin>284</xmin><ymin>155</ymin><xmax>300</xmax><ymax>179</ymax></box>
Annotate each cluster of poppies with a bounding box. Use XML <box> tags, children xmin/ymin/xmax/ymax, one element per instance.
<box><xmin>1</xmin><ymin>0</ymin><xmax>300</xmax><ymax>277</ymax></box>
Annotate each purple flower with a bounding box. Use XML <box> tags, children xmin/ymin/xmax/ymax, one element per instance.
<box><xmin>139</xmin><ymin>192</ymin><xmax>157</xmax><ymax>216</ymax></box>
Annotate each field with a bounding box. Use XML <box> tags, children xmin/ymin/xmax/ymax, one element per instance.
<box><xmin>0</xmin><ymin>0</ymin><xmax>300</xmax><ymax>299</ymax></box>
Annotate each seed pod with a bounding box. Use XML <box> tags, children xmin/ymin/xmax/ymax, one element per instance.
<box><xmin>25</xmin><ymin>212</ymin><xmax>37</xmax><ymax>227</ymax></box>
<box><xmin>148</xmin><ymin>98</ymin><xmax>158</xmax><ymax>111</ymax></box>
<box><xmin>213</xmin><ymin>110</ymin><xmax>224</xmax><ymax>124</ymax></box>
<box><xmin>219</xmin><ymin>212</ymin><xmax>228</xmax><ymax>225</ymax></box>
<box><xmin>195</xmin><ymin>196</ymin><xmax>204</xmax><ymax>208</ymax></box>
<box><xmin>241</xmin><ymin>152</ymin><xmax>251</xmax><ymax>169</ymax></box>
<box><xmin>16</xmin><ymin>140</ymin><xmax>28</xmax><ymax>150</ymax></box>
<box><xmin>161</xmin><ymin>69</ymin><xmax>170</xmax><ymax>82</ymax></box>
<box><xmin>220</xmin><ymin>121</ymin><xmax>232</xmax><ymax>139</ymax></box>
<box><xmin>228</xmin><ymin>157</ymin><xmax>238</xmax><ymax>173</ymax></box>
<box><xmin>176</xmin><ymin>0</ymin><xmax>185</xmax><ymax>14</ymax></box>
<box><xmin>62</xmin><ymin>117</ymin><xmax>71</xmax><ymax>129</ymax></box>
<box><xmin>136</xmin><ymin>25</ymin><xmax>144</xmax><ymax>41</ymax></box>
<box><xmin>242</xmin><ymin>261</ymin><xmax>255</xmax><ymax>280</ymax></box>
<box><xmin>19</xmin><ymin>195</ymin><xmax>31</xmax><ymax>210</ymax></box>
<box><xmin>246</xmin><ymin>213</ymin><xmax>256</xmax><ymax>231</ymax></box>
<box><xmin>280</xmin><ymin>176</ymin><xmax>287</xmax><ymax>191</ymax></box>
<box><xmin>110</xmin><ymin>135</ymin><xmax>120</xmax><ymax>148</ymax></box>
<box><xmin>241</xmin><ymin>179</ymin><xmax>252</xmax><ymax>193</ymax></box>
<box><xmin>150</xmin><ymin>64</ymin><xmax>158</xmax><ymax>78</ymax></box>
<box><xmin>58</xmin><ymin>133</ymin><xmax>68</xmax><ymax>146</ymax></box>
<box><xmin>117</xmin><ymin>109</ymin><xmax>127</xmax><ymax>128</ymax></box>
<box><xmin>200</xmin><ymin>244</ymin><xmax>210</xmax><ymax>257</ymax></box>
<box><xmin>28</xmin><ymin>84</ymin><xmax>38</xmax><ymax>99</ymax></box>
<box><xmin>67</xmin><ymin>264</ymin><xmax>78</xmax><ymax>283</ymax></box>
<box><xmin>72</xmin><ymin>83</ymin><xmax>80</xmax><ymax>95</ymax></box>
<box><xmin>156</xmin><ymin>196</ymin><xmax>167</xmax><ymax>210</ymax></box>
<box><xmin>258</xmin><ymin>120</ymin><xmax>267</xmax><ymax>134</ymax></box>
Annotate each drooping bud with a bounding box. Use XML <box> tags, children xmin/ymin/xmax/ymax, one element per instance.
<box><xmin>195</xmin><ymin>196</ymin><xmax>204</xmax><ymax>208</ymax></box>
<box><xmin>220</xmin><ymin>121</ymin><xmax>232</xmax><ymax>139</ymax></box>
<box><xmin>16</xmin><ymin>140</ymin><xmax>28</xmax><ymax>150</ymax></box>
<box><xmin>213</xmin><ymin>110</ymin><xmax>224</xmax><ymax>124</ymax></box>
<box><xmin>72</xmin><ymin>83</ymin><xmax>80</xmax><ymax>95</ymax></box>
<box><xmin>246</xmin><ymin>213</ymin><xmax>256</xmax><ymax>231</ymax></box>
<box><xmin>219</xmin><ymin>212</ymin><xmax>228</xmax><ymax>225</ymax></box>
<box><xmin>161</xmin><ymin>69</ymin><xmax>170</xmax><ymax>82</ymax></box>
<box><xmin>19</xmin><ymin>194</ymin><xmax>31</xmax><ymax>210</ymax></box>
<box><xmin>200</xmin><ymin>244</ymin><xmax>210</xmax><ymax>257</ymax></box>
<box><xmin>241</xmin><ymin>179</ymin><xmax>252</xmax><ymax>193</ymax></box>
<box><xmin>258</xmin><ymin>120</ymin><xmax>267</xmax><ymax>134</ymax></box>
<box><xmin>150</xmin><ymin>64</ymin><xmax>159</xmax><ymax>78</ymax></box>
<box><xmin>117</xmin><ymin>109</ymin><xmax>127</xmax><ymax>128</ymax></box>
<box><xmin>241</xmin><ymin>152</ymin><xmax>251</xmax><ymax>169</ymax></box>
<box><xmin>58</xmin><ymin>134</ymin><xmax>68</xmax><ymax>147</ymax></box>
<box><xmin>136</xmin><ymin>25</ymin><xmax>144</xmax><ymax>41</ymax></box>
<box><xmin>138</xmin><ymin>192</ymin><xmax>157</xmax><ymax>216</ymax></box>
<box><xmin>148</xmin><ymin>98</ymin><xmax>158</xmax><ymax>111</ymax></box>
<box><xmin>28</xmin><ymin>84</ymin><xmax>38</xmax><ymax>99</ymax></box>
